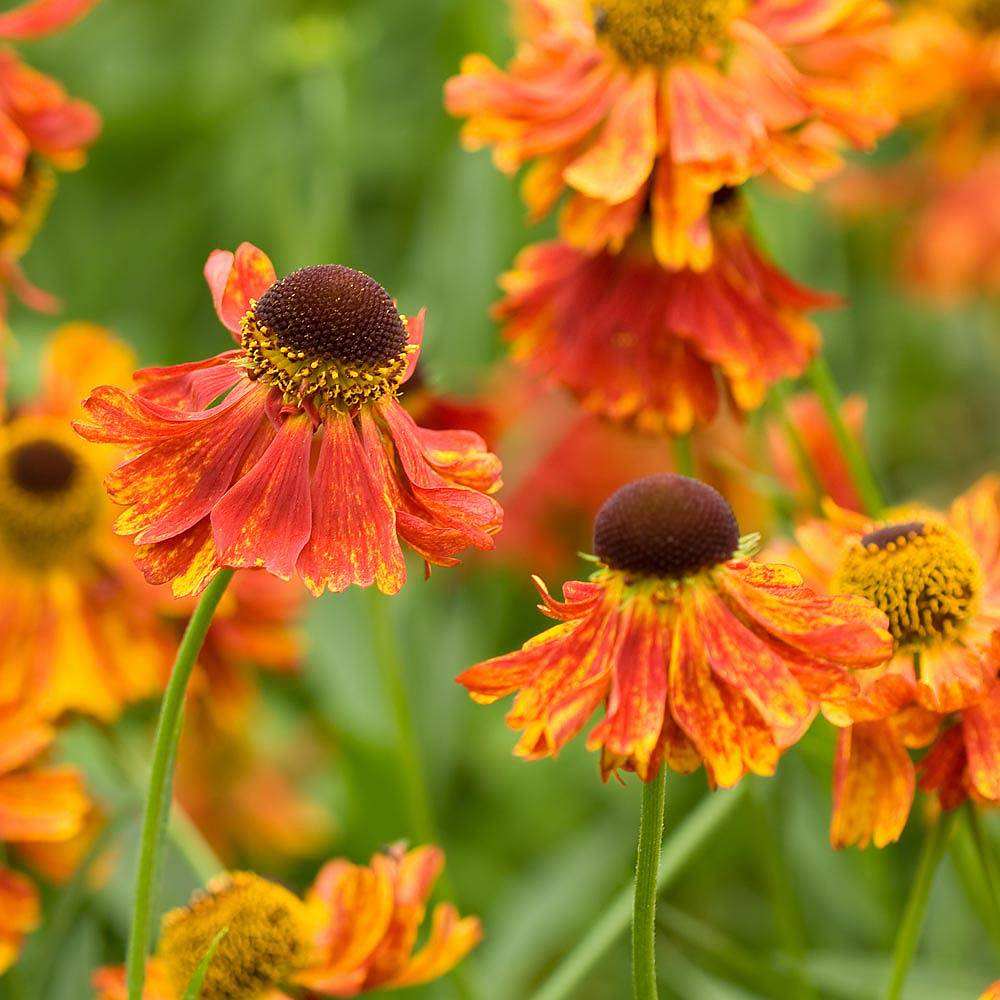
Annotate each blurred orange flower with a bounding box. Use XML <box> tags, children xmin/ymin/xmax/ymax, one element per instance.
<box><xmin>93</xmin><ymin>845</ymin><xmax>480</xmax><ymax>999</ymax></box>
<box><xmin>446</xmin><ymin>0</ymin><xmax>894</xmax><ymax>269</ymax></box>
<box><xmin>497</xmin><ymin>201</ymin><xmax>836</xmax><ymax>434</ymax></box>
<box><xmin>75</xmin><ymin>244</ymin><xmax>503</xmax><ymax>598</ymax></box>
<box><xmin>0</xmin><ymin>325</ymin><xmax>171</xmax><ymax>721</ymax></box>
<box><xmin>790</xmin><ymin>476</ymin><xmax>1000</xmax><ymax>846</ymax></box>
<box><xmin>0</xmin><ymin>0</ymin><xmax>101</xmax><ymax>329</ymax></box>
<box><xmin>460</xmin><ymin>474</ymin><xmax>892</xmax><ymax>785</ymax></box>
<box><xmin>0</xmin><ymin>708</ymin><xmax>90</xmax><ymax>973</ymax></box>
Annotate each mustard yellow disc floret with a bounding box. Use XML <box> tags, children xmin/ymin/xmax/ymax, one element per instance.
<box><xmin>0</xmin><ymin>419</ymin><xmax>101</xmax><ymax>572</ymax></box>
<box><xmin>591</xmin><ymin>0</ymin><xmax>745</xmax><ymax>64</ymax></box>
<box><xmin>833</xmin><ymin>518</ymin><xmax>982</xmax><ymax>650</ymax></box>
<box><xmin>157</xmin><ymin>872</ymin><xmax>310</xmax><ymax>1000</ymax></box>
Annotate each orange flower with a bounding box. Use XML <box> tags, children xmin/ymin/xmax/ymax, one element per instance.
<box><xmin>75</xmin><ymin>244</ymin><xmax>503</xmax><ymax>598</ymax></box>
<box><xmin>446</xmin><ymin>0</ymin><xmax>894</xmax><ymax>269</ymax></box>
<box><xmin>790</xmin><ymin>476</ymin><xmax>1000</xmax><ymax>846</ymax></box>
<box><xmin>298</xmin><ymin>843</ymin><xmax>482</xmax><ymax>996</ymax></box>
<box><xmin>0</xmin><ymin>708</ymin><xmax>90</xmax><ymax>973</ymax></box>
<box><xmin>981</xmin><ymin>979</ymin><xmax>1000</xmax><ymax>1000</ymax></box>
<box><xmin>0</xmin><ymin>324</ymin><xmax>172</xmax><ymax>721</ymax></box>
<box><xmin>93</xmin><ymin>845</ymin><xmax>480</xmax><ymax>999</ymax></box>
<box><xmin>0</xmin><ymin>0</ymin><xmax>101</xmax><ymax>330</ymax></box>
<box><xmin>459</xmin><ymin>474</ymin><xmax>892</xmax><ymax>785</ymax></box>
<box><xmin>497</xmin><ymin>203</ymin><xmax>836</xmax><ymax>434</ymax></box>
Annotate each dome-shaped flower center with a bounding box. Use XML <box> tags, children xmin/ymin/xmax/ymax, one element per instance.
<box><xmin>240</xmin><ymin>264</ymin><xmax>414</xmax><ymax>414</ymax></box>
<box><xmin>0</xmin><ymin>422</ymin><xmax>101</xmax><ymax>571</ymax></box>
<box><xmin>594</xmin><ymin>473</ymin><xmax>740</xmax><ymax>579</ymax></box>
<box><xmin>833</xmin><ymin>519</ymin><xmax>982</xmax><ymax>649</ymax></box>
<box><xmin>592</xmin><ymin>0</ymin><xmax>744</xmax><ymax>64</ymax></box>
<box><xmin>158</xmin><ymin>872</ymin><xmax>309</xmax><ymax>1000</ymax></box>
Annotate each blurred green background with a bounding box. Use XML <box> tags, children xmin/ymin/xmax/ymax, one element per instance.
<box><xmin>4</xmin><ymin>0</ymin><xmax>998</xmax><ymax>997</ymax></box>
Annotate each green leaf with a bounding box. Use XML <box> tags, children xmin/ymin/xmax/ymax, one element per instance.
<box><xmin>182</xmin><ymin>927</ymin><xmax>229</xmax><ymax>1000</ymax></box>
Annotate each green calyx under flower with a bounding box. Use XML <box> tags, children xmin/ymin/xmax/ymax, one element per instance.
<box><xmin>0</xmin><ymin>420</ymin><xmax>101</xmax><ymax>571</ymax></box>
<box><xmin>833</xmin><ymin>517</ymin><xmax>982</xmax><ymax>650</ymax></box>
<box><xmin>239</xmin><ymin>263</ymin><xmax>417</xmax><ymax>415</ymax></box>
<box><xmin>591</xmin><ymin>0</ymin><xmax>745</xmax><ymax>65</ymax></box>
<box><xmin>592</xmin><ymin>474</ymin><xmax>749</xmax><ymax>583</ymax></box>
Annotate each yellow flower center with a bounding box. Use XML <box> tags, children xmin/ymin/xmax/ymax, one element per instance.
<box><xmin>833</xmin><ymin>519</ymin><xmax>982</xmax><ymax>650</ymax></box>
<box><xmin>157</xmin><ymin>872</ymin><xmax>310</xmax><ymax>1000</ymax></box>
<box><xmin>240</xmin><ymin>264</ymin><xmax>416</xmax><ymax>415</ymax></box>
<box><xmin>591</xmin><ymin>0</ymin><xmax>744</xmax><ymax>64</ymax></box>
<box><xmin>0</xmin><ymin>420</ymin><xmax>101</xmax><ymax>572</ymax></box>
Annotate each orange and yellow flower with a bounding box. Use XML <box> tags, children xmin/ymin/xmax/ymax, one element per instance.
<box><xmin>0</xmin><ymin>324</ymin><xmax>171</xmax><ymax>721</ymax></box>
<box><xmin>75</xmin><ymin>243</ymin><xmax>503</xmax><ymax>598</ymax></box>
<box><xmin>0</xmin><ymin>0</ymin><xmax>101</xmax><ymax>335</ymax></box>
<box><xmin>496</xmin><ymin>202</ymin><xmax>837</xmax><ymax>434</ymax></box>
<box><xmin>459</xmin><ymin>474</ymin><xmax>892</xmax><ymax>785</ymax></box>
<box><xmin>790</xmin><ymin>476</ymin><xmax>1000</xmax><ymax>846</ymax></box>
<box><xmin>0</xmin><ymin>708</ymin><xmax>90</xmax><ymax>973</ymax></box>
<box><xmin>93</xmin><ymin>844</ymin><xmax>481</xmax><ymax>999</ymax></box>
<box><xmin>446</xmin><ymin>0</ymin><xmax>894</xmax><ymax>270</ymax></box>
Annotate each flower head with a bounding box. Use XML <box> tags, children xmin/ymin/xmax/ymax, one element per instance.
<box><xmin>0</xmin><ymin>325</ymin><xmax>171</xmax><ymax>721</ymax></box>
<box><xmin>788</xmin><ymin>476</ymin><xmax>1000</xmax><ymax>847</ymax></box>
<box><xmin>497</xmin><ymin>209</ymin><xmax>836</xmax><ymax>434</ymax></box>
<box><xmin>446</xmin><ymin>0</ymin><xmax>895</xmax><ymax>269</ymax></box>
<box><xmin>93</xmin><ymin>844</ymin><xmax>480</xmax><ymax>999</ymax></box>
<box><xmin>459</xmin><ymin>473</ymin><xmax>892</xmax><ymax>785</ymax></box>
<box><xmin>75</xmin><ymin>243</ymin><xmax>503</xmax><ymax>597</ymax></box>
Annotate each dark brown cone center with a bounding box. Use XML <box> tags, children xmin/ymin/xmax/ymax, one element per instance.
<box><xmin>9</xmin><ymin>438</ymin><xmax>78</xmax><ymax>495</ymax></box>
<box><xmin>594</xmin><ymin>473</ymin><xmax>739</xmax><ymax>579</ymax></box>
<box><xmin>253</xmin><ymin>264</ymin><xmax>408</xmax><ymax>368</ymax></box>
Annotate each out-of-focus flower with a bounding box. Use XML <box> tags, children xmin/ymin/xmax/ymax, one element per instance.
<box><xmin>298</xmin><ymin>842</ymin><xmax>482</xmax><ymax>996</ymax></box>
<box><xmin>766</xmin><ymin>390</ymin><xmax>868</xmax><ymax>514</ymax></box>
<box><xmin>446</xmin><ymin>0</ymin><xmax>894</xmax><ymax>270</ymax></box>
<box><xmin>459</xmin><ymin>474</ymin><xmax>892</xmax><ymax>785</ymax></box>
<box><xmin>75</xmin><ymin>244</ymin><xmax>503</xmax><ymax>598</ymax></box>
<box><xmin>0</xmin><ymin>0</ymin><xmax>101</xmax><ymax>333</ymax></box>
<box><xmin>790</xmin><ymin>476</ymin><xmax>1000</xmax><ymax>846</ymax></box>
<box><xmin>0</xmin><ymin>325</ymin><xmax>171</xmax><ymax>721</ymax></box>
<box><xmin>0</xmin><ymin>708</ymin><xmax>90</xmax><ymax>972</ymax></box>
<box><xmin>402</xmin><ymin>363</ymin><xmax>501</xmax><ymax>446</ymax></box>
<box><xmin>175</xmin><ymin>702</ymin><xmax>333</xmax><ymax>867</ymax></box>
<box><xmin>980</xmin><ymin>978</ymin><xmax>1000</xmax><ymax>1000</ymax></box>
<box><xmin>496</xmin><ymin>201</ymin><xmax>837</xmax><ymax>435</ymax></box>
<box><xmin>93</xmin><ymin>845</ymin><xmax>481</xmax><ymax>999</ymax></box>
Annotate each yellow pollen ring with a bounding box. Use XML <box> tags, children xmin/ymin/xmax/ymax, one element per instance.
<box><xmin>0</xmin><ymin>418</ymin><xmax>101</xmax><ymax>572</ymax></box>
<box><xmin>591</xmin><ymin>0</ymin><xmax>745</xmax><ymax>65</ymax></box>
<box><xmin>239</xmin><ymin>300</ymin><xmax>417</xmax><ymax>415</ymax></box>
<box><xmin>833</xmin><ymin>518</ymin><xmax>983</xmax><ymax>650</ymax></box>
<box><xmin>157</xmin><ymin>872</ymin><xmax>311</xmax><ymax>1000</ymax></box>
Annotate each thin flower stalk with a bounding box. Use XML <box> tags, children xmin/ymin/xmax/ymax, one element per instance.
<box><xmin>632</xmin><ymin>769</ymin><xmax>667</xmax><ymax>999</ymax></box>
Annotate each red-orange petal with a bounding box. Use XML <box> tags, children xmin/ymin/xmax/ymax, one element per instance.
<box><xmin>204</xmin><ymin>242</ymin><xmax>277</xmax><ymax>339</ymax></box>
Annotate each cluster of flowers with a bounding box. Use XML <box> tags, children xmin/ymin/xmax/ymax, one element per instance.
<box><xmin>0</xmin><ymin>0</ymin><xmax>994</xmax><ymax>997</ymax></box>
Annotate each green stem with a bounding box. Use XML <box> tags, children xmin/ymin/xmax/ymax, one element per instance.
<box><xmin>367</xmin><ymin>588</ymin><xmax>437</xmax><ymax>846</ymax></box>
<box><xmin>531</xmin><ymin>784</ymin><xmax>748</xmax><ymax>1000</ymax></box>
<box><xmin>806</xmin><ymin>358</ymin><xmax>884</xmax><ymax>517</ymax></box>
<box><xmin>966</xmin><ymin>803</ymin><xmax>1000</xmax><ymax>947</ymax></box>
<box><xmin>126</xmin><ymin>569</ymin><xmax>234</xmax><ymax>1000</ymax></box>
<box><xmin>672</xmin><ymin>435</ymin><xmax>695</xmax><ymax>478</ymax></box>
<box><xmin>632</xmin><ymin>769</ymin><xmax>667</xmax><ymax>1000</ymax></box>
<box><xmin>885</xmin><ymin>809</ymin><xmax>959</xmax><ymax>1000</ymax></box>
<box><xmin>769</xmin><ymin>381</ymin><xmax>824</xmax><ymax>514</ymax></box>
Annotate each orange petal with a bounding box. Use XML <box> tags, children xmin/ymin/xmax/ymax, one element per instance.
<box><xmin>0</xmin><ymin>866</ymin><xmax>37</xmax><ymax>975</ymax></box>
<box><xmin>382</xmin><ymin>904</ymin><xmax>482</xmax><ymax>990</ymax></box>
<box><xmin>0</xmin><ymin>0</ymin><xmax>98</xmax><ymax>38</ymax></box>
<box><xmin>0</xmin><ymin>765</ymin><xmax>89</xmax><ymax>843</ymax></box>
<box><xmin>203</xmin><ymin>242</ymin><xmax>277</xmax><ymax>339</ymax></box>
<box><xmin>564</xmin><ymin>67</ymin><xmax>658</xmax><ymax>205</ymax></box>
<box><xmin>964</xmin><ymin>685</ymin><xmax>1000</xmax><ymax>802</ymax></box>
<box><xmin>917</xmin><ymin>641</ymin><xmax>996</xmax><ymax>715</ymax></box>
<box><xmin>830</xmin><ymin>721</ymin><xmax>914</xmax><ymax>849</ymax></box>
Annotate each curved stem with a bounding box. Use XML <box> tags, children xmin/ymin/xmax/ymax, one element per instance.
<box><xmin>806</xmin><ymin>358</ymin><xmax>884</xmax><ymax>517</ymax></box>
<box><xmin>126</xmin><ymin>569</ymin><xmax>234</xmax><ymax>1000</ymax></box>
<box><xmin>885</xmin><ymin>809</ymin><xmax>959</xmax><ymax>1000</ymax></box>
<box><xmin>966</xmin><ymin>803</ymin><xmax>1000</xmax><ymax>946</ymax></box>
<box><xmin>632</xmin><ymin>769</ymin><xmax>668</xmax><ymax>1000</ymax></box>
<box><xmin>367</xmin><ymin>588</ymin><xmax>436</xmax><ymax>845</ymax></box>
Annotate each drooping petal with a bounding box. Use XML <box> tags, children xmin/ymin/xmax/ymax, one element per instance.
<box><xmin>133</xmin><ymin>353</ymin><xmax>242</xmax><ymax>411</ymax></box>
<box><xmin>830</xmin><ymin>721</ymin><xmax>914</xmax><ymax>849</ymax></box>
<box><xmin>297</xmin><ymin>410</ymin><xmax>405</xmax><ymax>596</ymax></box>
<box><xmin>381</xmin><ymin>904</ymin><xmax>483</xmax><ymax>990</ymax></box>
<box><xmin>964</xmin><ymin>685</ymin><xmax>1000</xmax><ymax>802</ymax></box>
<box><xmin>0</xmin><ymin>765</ymin><xmax>88</xmax><ymax>842</ymax></box>
<box><xmin>212</xmin><ymin>414</ymin><xmax>314</xmax><ymax>579</ymax></box>
<box><xmin>917</xmin><ymin>641</ymin><xmax>997</xmax><ymax>714</ymax></box>
<box><xmin>0</xmin><ymin>867</ymin><xmax>37</xmax><ymax>976</ymax></box>
<box><xmin>204</xmin><ymin>242</ymin><xmax>277</xmax><ymax>339</ymax></box>
<box><xmin>0</xmin><ymin>0</ymin><xmax>99</xmax><ymax>39</ymax></box>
